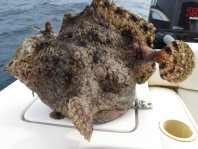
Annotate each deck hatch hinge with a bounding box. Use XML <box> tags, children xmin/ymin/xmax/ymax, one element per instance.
<box><xmin>132</xmin><ymin>99</ymin><xmax>153</xmax><ymax>110</ymax></box>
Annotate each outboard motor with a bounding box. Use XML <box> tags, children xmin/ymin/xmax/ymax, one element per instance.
<box><xmin>149</xmin><ymin>0</ymin><xmax>198</xmax><ymax>48</ymax></box>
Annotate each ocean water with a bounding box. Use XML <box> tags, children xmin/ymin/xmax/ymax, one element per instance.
<box><xmin>0</xmin><ymin>0</ymin><xmax>151</xmax><ymax>91</ymax></box>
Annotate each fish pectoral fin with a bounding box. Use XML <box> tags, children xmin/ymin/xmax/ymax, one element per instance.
<box><xmin>68</xmin><ymin>97</ymin><xmax>93</xmax><ymax>141</ymax></box>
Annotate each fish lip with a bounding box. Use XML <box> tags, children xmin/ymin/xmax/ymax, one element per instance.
<box><xmin>3</xmin><ymin>61</ymin><xmax>13</xmax><ymax>73</ymax></box>
<box><xmin>3</xmin><ymin>60</ymin><xmax>30</xmax><ymax>84</ymax></box>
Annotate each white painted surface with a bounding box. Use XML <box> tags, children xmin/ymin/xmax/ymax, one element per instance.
<box><xmin>150</xmin><ymin>87</ymin><xmax>198</xmax><ymax>149</ymax></box>
<box><xmin>1</xmin><ymin>80</ymin><xmax>198</xmax><ymax>148</ymax></box>
<box><xmin>0</xmin><ymin>81</ymin><xmax>162</xmax><ymax>149</ymax></box>
<box><xmin>178</xmin><ymin>88</ymin><xmax>198</xmax><ymax>126</ymax></box>
<box><xmin>24</xmin><ymin>99</ymin><xmax>136</xmax><ymax>132</ymax></box>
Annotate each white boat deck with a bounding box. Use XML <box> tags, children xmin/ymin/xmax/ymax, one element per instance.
<box><xmin>0</xmin><ymin>80</ymin><xmax>198</xmax><ymax>149</ymax></box>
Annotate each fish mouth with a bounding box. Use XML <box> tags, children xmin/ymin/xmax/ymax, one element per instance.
<box><xmin>4</xmin><ymin>60</ymin><xmax>30</xmax><ymax>83</ymax></box>
<box><xmin>4</xmin><ymin>61</ymin><xmax>13</xmax><ymax>73</ymax></box>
